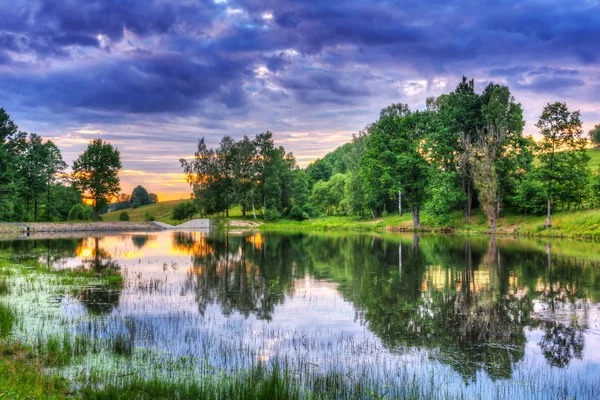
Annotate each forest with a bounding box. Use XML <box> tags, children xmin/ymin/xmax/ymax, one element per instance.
<box><xmin>182</xmin><ymin>77</ymin><xmax>600</xmax><ymax>231</ymax></box>
<box><xmin>0</xmin><ymin>111</ymin><xmax>155</xmax><ymax>222</ymax></box>
<box><xmin>2</xmin><ymin>76</ymin><xmax>600</xmax><ymax>230</ymax></box>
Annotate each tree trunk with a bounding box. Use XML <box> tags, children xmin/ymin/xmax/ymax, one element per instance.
<box><xmin>252</xmin><ymin>197</ymin><xmax>256</xmax><ymax>219</ymax></box>
<box><xmin>411</xmin><ymin>207</ymin><xmax>420</xmax><ymax>228</ymax></box>
<box><xmin>496</xmin><ymin>199</ymin><xmax>501</xmax><ymax>219</ymax></box>
<box><xmin>467</xmin><ymin>180</ymin><xmax>472</xmax><ymax>218</ymax></box>
<box><xmin>263</xmin><ymin>194</ymin><xmax>266</xmax><ymax>220</ymax></box>
<box><xmin>545</xmin><ymin>196</ymin><xmax>552</xmax><ymax>228</ymax></box>
<box><xmin>462</xmin><ymin>174</ymin><xmax>468</xmax><ymax>224</ymax></box>
<box><xmin>489</xmin><ymin>214</ymin><xmax>496</xmax><ymax>232</ymax></box>
<box><xmin>370</xmin><ymin>209</ymin><xmax>375</xmax><ymax>220</ymax></box>
<box><xmin>47</xmin><ymin>184</ymin><xmax>51</xmax><ymax>221</ymax></box>
<box><xmin>398</xmin><ymin>190</ymin><xmax>402</xmax><ymax>216</ymax></box>
<box><xmin>34</xmin><ymin>198</ymin><xmax>38</xmax><ymax>222</ymax></box>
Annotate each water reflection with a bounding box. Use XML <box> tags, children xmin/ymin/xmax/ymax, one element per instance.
<box><xmin>2</xmin><ymin>231</ymin><xmax>599</xmax><ymax>388</ymax></box>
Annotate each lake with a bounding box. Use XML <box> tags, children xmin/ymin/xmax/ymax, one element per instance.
<box><xmin>1</xmin><ymin>231</ymin><xmax>599</xmax><ymax>399</ymax></box>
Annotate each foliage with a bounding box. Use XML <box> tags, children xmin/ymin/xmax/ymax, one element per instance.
<box><xmin>172</xmin><ymin>200</ymin><xmax>196</xmax><ymax>221</ymax></box>
<box><xmin>72</xmin><ymin>139</ymin><xmax>122</xmax><ymax>221</ymax></box>
<box><xmin>536</xmin><ymin>102</ymin><xmax>589</xmax><ymax>227</ymax></box>
<box><xmin>289</xmin><ymin>205</ymin><xmax>309</xmax><ymax>221</ymax></box>
<box><xmin>181</xmin><ymin>132</ymin><xmax>297</xmax><ymax>219</ymax></box>
<box><xmin>144</xmin><ymin>211</ymin><xmax>155</xmax><ymax>222</ymax></box>
<box><xmin>512</xmin><ymin>171</ymin><xmax>548</xmax><ymax>215</ymax></box>
<box><xmin>67</xmin><ymin>204</ymin><xmax>92</xmax><ymax>221</ymax></box>
<box><xmin>589</xmin><ymin>124</ymin><xmax>600</xmax><ymax>147</ymax></box>
<box><xmin>119</xmin><ymin>211</ymin><xmax>130</xmax><ymax>221</ymax></box>
<box><xmin>130</xmin><ymin>185</ymin><xmax>150</xmax><ymax>206</ymax></box>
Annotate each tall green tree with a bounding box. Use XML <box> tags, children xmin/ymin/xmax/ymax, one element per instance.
<box><xmin>361</xmin><ymin>104</ymin><xmax>429</xmax><ymax>227</ymax></box>
<box><xmin>181</xmin><ymin>138</ymin><xmax>220</xmax><ymax>216</ymax></box>
<box><xmin>42</xmin><ymin>140</ymin><xmax>68</xmax><ymax>221</ymax></box>
<box><xmin>536</xmin><ymin>103</ymin><xmax>589</xmax><ymax>227</ymax></box>
<box><xmin>12</xmin><ymin>133</ymin><xmax>50</xmax><ymax>221</ymax></box>
<box><xmin>589</xmin><ymin>124</ymin><xmax>600</xmax><ymax>148</ymax></box>
<box><xmin>131</xmin><ymin>185</ymin><xmax>150</xmax><ymax>206</ymax></box>
<box><xmin>233</xmin><ymin>136</ymin><xmax>257</xmax><ymax>218</ymax></box>
<box><xmin>435</xmin><ymin>77</ymin><xmax>482</xmax><ymax>223</ymax></box>
<box><xmin>470</xmin><ymin>84</ymin><xmax>525</xmax><ymax>231</ymax></box>
<box><xmin>72</xmin><ymin>139</ymin><xmax>122</xmax><ymax>220</ymax></box>
<box><xmin>0</xmin><ymin>108</ymin><xmax>19</xmax><ymax>214</ymax></box>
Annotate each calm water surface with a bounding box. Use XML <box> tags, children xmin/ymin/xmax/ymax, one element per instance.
<box><xmin>1</xmin><ymin>231</ymin><xmax>599</xmax><ymax>398</ymax></box>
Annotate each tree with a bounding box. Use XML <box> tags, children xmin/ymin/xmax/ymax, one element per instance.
<box><xmin>119</xmin><ymin>211</ymin><xmax>130</xmax><ymax>221</ymax></box>
<box><xmin>181</xmin><ymin>138</ymin><xmax>220</xmax><ymax>217</ymax></box>
<box><xmin>131</xmin><ymin>185</ymin><xmax>150</xmax><ymax>206</ymax></box>
<box><xmin>148</xmin><ymin>193</ymin><xmax>158</xmax><ymax>204</ymax></box>
<box><xmin>42</xmin><ymin>140</ymin><xmax>67</xmax><ymax>221</ymax></box>
<box><xmin>233</xmin><ymin>136</ymin><xmax>256</xmax><ymax>218</ymax></box>
<box><xmin>0</xmin><ymin>108</ymin><xmax>19</xmax><ymax>216</ymax></box>
<box><xmin>434</xmin><ymin>77</ymin><xmax>482</xmax><ymax>223</ymax></box>
<box><xmin>72</xmin><ymin>139</ymin><xmax>122</xmax><ymax>220</ymax></box>
<box><xmin>589</xmin><ymin>124</ymin><xmax>600</xmax><ymax>148</ymax></box>
<box><xmin>362</xmin><ymin>104</ymin><xmax>430</xmax><ymax>227</ymax></box>
<box><xmin>172</xmin><ymin>200</ymin><xmax>195</xmax><ymax>221</ymax></box>
<box><xmin>536</xmin><ymin>103</ymin><xmax>589</xmax><ymax>228</ymax></box>
<box><xmin>470</xmin><ymin>84</ymin><xmax>525</xmax><ymax>231</ymax></box>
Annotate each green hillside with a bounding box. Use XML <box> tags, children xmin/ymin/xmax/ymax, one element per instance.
<box><xmin>103</xmin><ymin>200</ymin><xmax>185</xmax><ymax>225</ymax></box>
<box><xmin>587</xmin><ymin>148</ymin><xmax>600</xmax><ymax>170</ymax></box>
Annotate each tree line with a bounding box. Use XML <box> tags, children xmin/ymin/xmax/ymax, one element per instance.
<box><xmin>183</xmin><ymin>77</ymin><xmax>600</xmax><ymax>230</ymax></box>
<box><xmin>0</xmin><ymin>108</ymin><xmax>128</xmax><ymax>222</ymax></box>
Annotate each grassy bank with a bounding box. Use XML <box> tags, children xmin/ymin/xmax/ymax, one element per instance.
<box><xmin>102</xmin><ymin>200</ymin><xmax>185</xmax><ymax>225</ymax></box>
<box><xmin>258</xmin><ymin>208</ymin><xmax>600</xmax><ymax>240</ymax></box>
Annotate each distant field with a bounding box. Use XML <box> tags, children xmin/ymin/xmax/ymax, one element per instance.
<box><xmin>102</xmin><ymin>200</ymin><xmax>185</xmax><ymax>225</ymax></box>
<box><xmin>588</xmin><ymin>148</ymin><xmax>600</xmax><ymax>170</ymax></box>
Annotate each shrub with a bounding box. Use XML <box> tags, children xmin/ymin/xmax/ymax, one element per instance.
<box><xmin>172</xmin><ymin>201</ymin><xmax>195</xmax><ymax>221</ymax></box>
<box><xmin>264</xmin><ymin>209</ymin><xmax>281</xmax><ymax>221</ymax></box>
<box><xmin>131</xmin><ymin>200</ymin><xmax>140</xmax><ymax>209</ymax></box>
<box><xmin>144</xmin><ymin>212</ymin><xmax>155</xmax><ymax>222</ymax></box>
<box><xmin>67</xmin><ymin>204</ymin><xmax>91</xmax><ymax>221</ymax></box>
<box><xmin>289</xmin><ymin>205</ymin><xmax>309</xmax><ymax>221</ymax></box>
<box><xmin>119</xmin><ymin>211</ymin><xmax>130</xmax><ymax>221</ymax></box>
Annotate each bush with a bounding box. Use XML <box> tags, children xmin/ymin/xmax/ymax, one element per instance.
<box><xmin>119</xmin><ymin>211</ymin><xmax>130</xmax><ymax>221</ymax></box>
<box><xmin>67</xmin><ymin>204</ymin><xmax>91</xmax><ymax>221</ymax></box>
<box><xmin>172</xmin><ymin>201</ymin><xmax>195</xmax><ymax>221</ymax></box>
<box><xmin>289</xmin><ymin>205</ymin><xmax>309</xmax><ymax>221</ymax></box>
<box><xmin>144</xmin><ymin>212</ymin><xmax>155</xmax><ymax>222</ymax></box>
<box><xmin>131</xmin><ymin>200</ymin><xmax>140</xmax><ymax>209</ymax></box>
<box><xmin>264</xmin><ymin>208</ymin><xmax>281</xmax><ymax>221</ymax></box>
<box><xmin>513</xmin><ymin>173</ymin><xmax>547</xmax><ymax>215</ymax></box>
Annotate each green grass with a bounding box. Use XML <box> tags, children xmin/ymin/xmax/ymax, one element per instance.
<box><xmin>102</xmin><ymin>200</ymin><xmax>185</xmax><ymax>225</ymax></box>
<box><xmin>587</xmin><ymin>148</ymin><xmax>600</xmax><ymax>170</ymax></box>
<box><xmin>259</xmin><ymin>208</ymin><xmax>600</xmax><ymax>240</ymax></box>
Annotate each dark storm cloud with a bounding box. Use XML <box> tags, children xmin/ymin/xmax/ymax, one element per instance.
<box><xmin>1</xmin><ymin>0</ymin><xmax>599</xmax><ymax>193</ymax></box>
<box><xmin>4</xmin><ymin>53</ymin><xmax>252</xmax><ymax>115</ymax></box>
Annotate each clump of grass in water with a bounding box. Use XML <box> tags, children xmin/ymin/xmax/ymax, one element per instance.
<box><xmin>0</xmin><ymin>278</ymin><xmax>9</xmax><ymax>296</ymax></box>
<box><xmin>0</xmin><ymin>302</ymin><xmax>14</xmax><ymax>338</ymax></box>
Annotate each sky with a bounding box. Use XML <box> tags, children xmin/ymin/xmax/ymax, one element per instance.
<box><xmin>1</xmin><ymin>0</ymin><xmax>599</xmax><ymax>201</ymax></box>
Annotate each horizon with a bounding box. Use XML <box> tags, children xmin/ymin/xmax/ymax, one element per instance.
<box><xmin>2</xmin><ymin>0</ymin><xmax>599</xmax><ymax>200</ymax></box>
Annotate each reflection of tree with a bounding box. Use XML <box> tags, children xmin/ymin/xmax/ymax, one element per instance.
<box><xmin>131</xmin><ymin>234</ymin><xmax>153</xmax><ymax>249</ymax></box>
<box><xmin>539</xmin><ymin>320</ymin><xmax>584</xmax><ymax>367</ymax></box>
<box><xmin>80</xmin><ymin>237</ymin><xmax>120</xmax><ymax>273</ymax></box>
<box><xmin>171</xmin><ymin>231</ymin><xmax>597</xmax><ymax>379</ymax></box>
<box><xmin>0</xmin><ymin>237</ymin><xmax>83</xmax><ymax>267</ymax></box>
<box><xmin>77</xmin><ymin>286</ymin><xmax>121</xmax><ymax>315</ymax></box>
<box><xmin>174</xmin><ymin>232</ymin><xmax>295</xmax><ymax>320</ymax></box>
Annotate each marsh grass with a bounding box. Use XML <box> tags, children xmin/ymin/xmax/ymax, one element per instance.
<box><xmin>1</xmin><ymin>242</ymin><xmax>600</xmax><ymax>399</ymax></box>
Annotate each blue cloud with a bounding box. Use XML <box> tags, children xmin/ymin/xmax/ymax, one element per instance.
<box><xmin>0</xmin><ymin>0</ymin><xmax>599</xmax><ymax>191</ymax></box>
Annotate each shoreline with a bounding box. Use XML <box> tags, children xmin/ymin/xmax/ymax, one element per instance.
<box><xmin>0</xmin><ymin>221</ymin><xmax>166</xmax><ymax>235</ymax></box>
